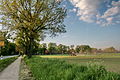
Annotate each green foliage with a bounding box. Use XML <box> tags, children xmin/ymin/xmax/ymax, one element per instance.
<box><xmin>0</xmin><ymin>0</ymin><xmax>67</xmax><ymax>57</ymax></box>
<box><xmin>37</xmin><ymin>48</ymin><xmax>46</xmax><ymax>55</ymax></box>
<box><xmin>57</xmin><ymin>44</ymin><xmax>68</xmax><ymax>54</ymax></box>
<box><xmin>24</xmin><ymin>56</ymin><xmax>120</xmax><ymax>80</ymax></box>
<box><xmin>1</xmin><ymin>39</ymin><xmax>17</xmax><ymax>56</ymax></box>
<box><xmin>48</xmin><ymin>43</ymin><xmax>57</xmax><ymax>54</ymax></box>
<box><xmin>0</xmin><ymin>57</ymin><xmax>17</xmax><ymax>72</ymax></box>
<box><xmin>75</xmin><ymin>45</ymin><xmax>91</xmax><ymax>54</ymax></box>
<box><xmin>103</xmin><ymin>47</ymin><xmax>117</xmax><ymax>53</ymax></box>
<box><xmin>0</xmin><ymin>31</ymin><xmax>17</xmax><ymax>56</ymax></box>
<box><xmin>40</xmin><ymin>43</ymin><xmax>69</xmax><ymax>55</ymax></box>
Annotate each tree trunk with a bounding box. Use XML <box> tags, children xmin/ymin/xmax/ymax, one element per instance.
<box><xmin>27</xmin><ymin>37</ymin><xmax>33</xmax><ymax>58</ymax></box>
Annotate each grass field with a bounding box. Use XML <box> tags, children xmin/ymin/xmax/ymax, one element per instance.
<box><xmin>40</xmin><ymin>53</ymin><xmax>120</xmax><ymax>73</ymax></box>
<box><xmin>24</xmin><ymin>56</ymin><xmax>120</xmax><ymax>80</ymax></box>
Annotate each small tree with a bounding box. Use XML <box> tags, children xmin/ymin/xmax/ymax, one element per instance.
<box><xmin>48</xmin><ymin>43</ymin><xmax>57</xmax><ymax>54</ymax></box>
<box><xmin>103</xmin><ymin>47</ymin><xmax>117</xmax><ymax>53</ymax></box>
<box><xmin>75</xmin><ymin>45</ymin><xmax>91</xmax><ymax>54</ymax></box>
<box><xmin>57</xmin><ymin>44</ymin><xmax>68</xmax><ymax>54</ymax></box>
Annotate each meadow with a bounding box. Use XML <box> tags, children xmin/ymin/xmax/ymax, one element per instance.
<box><xmin>41</xmin><ymin>53</ymin><xmax>120</xmax><ymax>73</ymax></box>
<box><xmin>24</xmin><ymin>53</ymin><xmax>120</xmax><ymax>80</ymax></box>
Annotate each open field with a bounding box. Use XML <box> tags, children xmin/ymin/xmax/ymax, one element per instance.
<box><xmin>24</xmin><ymin>56</ymin><xmax>120</xmax><ymax>80</ymax></box>
<box><xmin>62</xmin><ymin>58</ymin><xmax>120</xmax><ymax>73</ymax></box>
<box><xmin>19</xmin><ymin>53</ymin><xmax>120</xmax><ymax>80</ymax></box>
<box><xmin>40</xmin><ymin>53</ymin><xmax>120</xmax><ymax>73</ymax></box>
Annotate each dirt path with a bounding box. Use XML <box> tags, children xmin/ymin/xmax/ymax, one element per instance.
<box><xmin>0</xmin><ymin>57</ymin><xmax>21</xmax><ymax>80</ymax></box>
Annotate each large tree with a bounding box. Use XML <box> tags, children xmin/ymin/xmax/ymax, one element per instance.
<box><xmin>0</xmin><ymin>0</ymin><xmax>67</xmax><ymax>58</ymax></box>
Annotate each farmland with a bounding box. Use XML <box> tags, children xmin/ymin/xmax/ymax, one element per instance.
<box><xmin>40</xmin><ymin>53</ymin><xmax>120</xmax><ymax>73</ymax></box>
<box><xmin>22</xmin><ymin>53</ymin><xmax>120</xmax><ymax>80</ymax></box>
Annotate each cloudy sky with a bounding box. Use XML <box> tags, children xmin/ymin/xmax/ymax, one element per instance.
<box><xmin>41</xmin><ymin>0</ymin><xmax>120</xmax><ymax>50</ymax></box>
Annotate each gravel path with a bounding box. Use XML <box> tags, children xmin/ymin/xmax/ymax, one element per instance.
<box><xmin>0</xmin><ymin>57</ymin><xmax>21</xmax><ymax>80</ymax></box>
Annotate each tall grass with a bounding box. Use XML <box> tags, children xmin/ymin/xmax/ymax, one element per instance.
<box><xmin>24</xmin><ymin>56</ymin><xmax>120</xmax><ymax>80</ymax></box>
<box><xmin>0</xmin><ymin>57</ymin><xmax>18</xmax><ymax>72</ymax></box>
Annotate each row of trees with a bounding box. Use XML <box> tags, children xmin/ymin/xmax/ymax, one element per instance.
<box><xmin>0</xmin><ymin>34</ymin><xmax>119</xmax><ymax>56</ymax></box>
<box><xmin>37</xmin><ymin>43</ymin><xmax>119</xmax><ymax>55</ymax></box>
<box><xmin>38</xmin><ymin>43</ymin><xmax>70</xmax><ymax>55</ymax></box>
<box><xmin>0</xmin><ymin>31</ymin><xmax>119</xmax><ymax>55</ymax></box>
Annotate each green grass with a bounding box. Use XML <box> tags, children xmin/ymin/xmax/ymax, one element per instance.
<box><xmin>40</xmin><ymin>54</ymin><xmax>70</xmax><ymax>56</ymax></box>
<box><xmin>40</xmin><ymin>53</ymin><xmax>120</xmax><ymax>73</ymax></box>
<box><xmin>60</xmin><ymin>53</ymin><xmax>120</xmax><ymax>73</ymax></box>
<box><xmin>62</xmin><ymin>58</ymin><xmax>120</xmax><ymax>73</ymax></box>
<box><xmin>24</xmin><ymin>56</ymin><xmax>120</xmax><ymax>80</ymax></box>
<box><xmin>0</xmin><ymin>57</ymin><xmax>18</xmax><ymax>72</ymax></box>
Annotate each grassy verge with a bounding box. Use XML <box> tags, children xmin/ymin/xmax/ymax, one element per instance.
<box><xmin>24</xmin><ymin>56</ymin><xmax>120</xmax><ymax>80</ymax></box>
<box><xmin>19</xmin><ymin>57</ymin><xmax>34</xmax><ymax>80</ymax></box>
<box><xmin>0</xmin><ymin>57</ymin><xmax>18</xmax><ymax>72</ymax></box>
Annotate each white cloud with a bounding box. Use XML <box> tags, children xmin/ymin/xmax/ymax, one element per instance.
<box><xmin>69</xmin><ymin>8</ymin><xmax>77</xmax><ymax>13</ymax></box>
<box><xmin>56</xmin><ymin>0</ymin><xmax>61</xmax><ymax>2</ymax></box>
<box><xmin>69</xmin><ymin>0</ymin><xmax>102</xmax><ymax>23</ymax></box>
<box><xmin>100</xmin><ymin>1</ymin><xmax>120</xmax><ymax>25</ymax></box>
<box><xmin>102</xmin><ymin>7</ymin><xmax>120</xmax><ymax>18</ymax></box>
<box><xmin>69</xmin><ymin>0</ymin><xmax>120</xmax><ymax>26</ymax></box>
<box><xmin>72</xmin><ymin>8</ymin><xmax>77</xmax><ymax>12</ymax></box>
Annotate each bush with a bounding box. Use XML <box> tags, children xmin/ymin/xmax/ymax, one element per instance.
<box><xmin>0</xmin><ymin>57</ymin><xmax>18</xmax><ymax>72</ymax></box>
<box><xmin>24</xmin><ymin>57</ymin><xmax>120</xmax><ymax>80</ymax></box>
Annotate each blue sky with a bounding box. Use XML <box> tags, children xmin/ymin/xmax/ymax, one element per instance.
<box><xmin>41</xmin><ymin>0</ymin><xmax>120</xmax><ymax>50</ymax></box>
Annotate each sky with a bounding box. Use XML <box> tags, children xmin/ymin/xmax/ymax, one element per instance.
<box><xmin>41</xmin><ymin>0</ymin><xmax>120</xmax><ymax>50</ymax></box>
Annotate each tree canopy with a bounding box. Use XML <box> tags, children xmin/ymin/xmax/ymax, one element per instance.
<box><xmin>0</xmin><ymin>0</ymin><xmax>67</xmax><ymax>57</ymax></box>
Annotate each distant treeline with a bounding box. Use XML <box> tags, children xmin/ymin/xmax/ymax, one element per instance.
<box><xmin>35</xmin><ymin>43</ymin><xmax>120</xmax><ymax>55</ymax></box>
<box><xmin>0</xmin><ymin>41</ymin><xmax>119</xmax><ymax>56</ymax></box>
